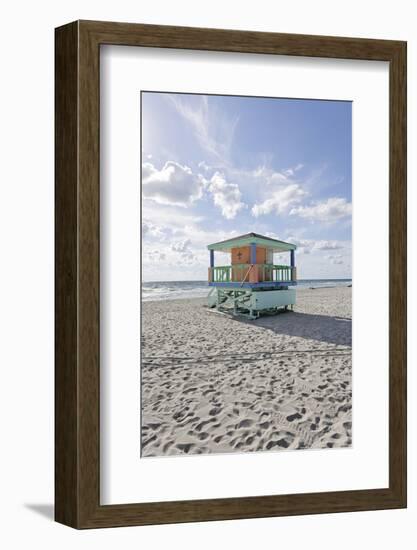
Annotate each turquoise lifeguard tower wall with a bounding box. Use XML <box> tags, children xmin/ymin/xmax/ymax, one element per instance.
<box><xmin>207</xmin><ymin>232</ymin><xmax>297</xmax><ymax>319</ymax></box>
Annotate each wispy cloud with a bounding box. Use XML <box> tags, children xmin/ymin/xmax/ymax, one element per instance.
<box><xmin>326</xmin><ymin>254</ymin><xmax>344</xmax><ymax>265</ymax></box>
<box><xmin>281</xmin><ymin>235</ymin><xmax>348</xmax><ymax>256</ymax></box>
<box><xmin>283</xmin><ymin>163</ymin><xmax>304</xmax><ymax>177</ymax></box>
<box><xmin>290</xmin><ymin>197</ymin><xmax>352</xmax><ymax>223</ymax></box>
<box><xmin>168</xmin><ymin>95</ymin><xmax>239</xmax><ymax>163</ymax></box>
<box><xmin>314</xmin><ymin>240</ymin><xmax>344</xmax><ymax>251</ymax></box>
<box><xmin>250</xmin><ymin>164</ymin><xmax>301</xmax><ymax>186</ymax></box>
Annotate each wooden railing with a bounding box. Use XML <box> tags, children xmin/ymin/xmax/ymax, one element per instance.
<box><xmin>209</xmin><ymin>264</ymin><xmax>296</xmax><ymax>284</ymax></box>
<box><xmin>212</xmin><ymin>265</ymin><xmax>232</xmax><ymax>282</ymax></box>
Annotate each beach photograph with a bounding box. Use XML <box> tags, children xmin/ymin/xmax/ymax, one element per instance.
<box><xmin>141</xmin><ymin>92</ymin><xmax>352</xmax><ymax>457</ymax></box>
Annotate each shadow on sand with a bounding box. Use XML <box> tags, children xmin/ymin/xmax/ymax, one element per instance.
<box><xmin>244</xmin><ymin>311</ymin><xmax>352</xmax><ymax>347</ymax></box>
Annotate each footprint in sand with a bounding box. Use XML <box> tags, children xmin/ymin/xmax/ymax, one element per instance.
<box><xmin>266</xmin><ymin>439</ymin><xmax>289</xmax><ymax>450</ymax></box>
<box><xmin>286</xmin><ymin>412</ymin><xmax>302</xmax><ymax>422</ymax></box>
<box><xmin>176</xmin><ymin>443</ymin><xmax>194</xmax><ymax>453</ymax></box>
<box><xmin>237</xmin><ymin>419</ymin><xmax>254</xmax><ymax>428</ymax></box>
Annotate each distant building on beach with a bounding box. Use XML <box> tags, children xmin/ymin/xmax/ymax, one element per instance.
<box><xmin>207</xmin><ymin>232</ymin><xmax>297</xmax><ymax>319</ymax></box>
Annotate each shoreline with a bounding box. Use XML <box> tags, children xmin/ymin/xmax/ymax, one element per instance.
<box><xmin>142</xmin><ymin>283</ymin><xmax>352</xmax><ymax>303</ymax></box>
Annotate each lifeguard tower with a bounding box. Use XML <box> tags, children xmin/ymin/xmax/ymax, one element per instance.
<box><xmin>207</xmin><ymin>232</ymin><xmax>297</xmax><ymax>319</ymax></box>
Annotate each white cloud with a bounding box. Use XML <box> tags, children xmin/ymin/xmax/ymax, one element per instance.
<box><xmin>326</xmin><ymin>254</ymin><xmax>344</xmax><ymax>265</ymax></box>
<box><xmin>287</xmin><ymin>236</ymin><xmax>314</xmax><ymax>255</ymax></box>
<box><xmin>290</xmin><ymin>197</ymin><xmax>352</xmax><ymax>223</ymax></box>
<box><xmin>251</xmin><ymin>184</ymin><xmax>307</xmax><ymax>217</ymax></box>
<box><xmin>180</xmin><ymin>251</ymin><xmax>197</xmax><ymax>264</ymax></box>
<box><xmin>250</xmin><ymin>166</ymin><xmax>289</xmax><ymax>186</ymax></box>
<box><xmin>142</xmin><ymin>220</ymin><xmax>165</xmax><ymax>238</ymax></box>
<box><xmin>171</xmin><ymin>239</ymin><xmax>191</xmax><ymax>253</ymax></box>
<box><xmin>142</xmin><ymin>202</ymin><xmax>204</xmax><ymax>232</ymax></box>
<box><xmin>170</xmin><ymin>238</ymin><xmax>199</xmax><ymax>264</ymax></box>
<box><xmin>283</xmin><ymin>235</ymin><xmax>349</xmax><ymax>256</ymax></box>
<box><xmin>313</xmin><ymin>240</ymin><xmax>344</xmax><ymax>251</ymax></box>
<box><xmin>267</xmin><ymin>172</ymin><xmax>290</xmax><ymax>185</ymax></box>
<box><xmin>198</xmin><ymin>160</ymin><xmax>211</xmax><ymax>172</ymax></box>
<box><xmin>142</xmin><ymin>162</ymin><xmax>155</xmax><ymax>180</ymax></box>
<box><xmin>207</xmin><ymin>172</ymin><xmax>246</xmax><ymax>219</ymax></box>
<box><xmin>250</xmin><ymin>164</ymin><xmax>304</xmax><ymax>186</ymax></box>
<box><xmin>142</xmin><ymin>161</ymin><xmax>203</xmax><ymax>207</ymax></box>
<box><xmin>264</xmin><ymin>233</ymin><xmax>315</xmax><ymax>257</ymax></box>
<box><xmin>145</xmin><ymin>250</ymin><xmax>166</xmax><ymax>262</ymax></box>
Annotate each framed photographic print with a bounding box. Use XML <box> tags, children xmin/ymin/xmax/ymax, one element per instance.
<box><xmin>55</xmin><ymin>20</ymin><xmax>406</xmax><ymax>528</ymax></box>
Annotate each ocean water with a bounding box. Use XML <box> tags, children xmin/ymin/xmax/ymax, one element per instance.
<box><xmin>142</xmin><ymin>279</ymin><xmax>352</xmax><ymax>302</ymax></box>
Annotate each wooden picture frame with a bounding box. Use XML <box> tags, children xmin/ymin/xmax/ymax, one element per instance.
<box><xmin>55</xmin><ymin>20</ymin><xmax>407</xmax><ymax>529</ymax></box>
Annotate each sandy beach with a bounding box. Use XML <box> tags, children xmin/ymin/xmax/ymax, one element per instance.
<box><xmin>141</xmin><ymin>286</ymin><xmax>352</xmax><ymax>457</ymax></box>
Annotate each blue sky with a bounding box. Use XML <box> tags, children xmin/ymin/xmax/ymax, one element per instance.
<box><xmin>141</xmin><ymin>92</ymin><xmax>352</xmax><ymax>281</ymax></box>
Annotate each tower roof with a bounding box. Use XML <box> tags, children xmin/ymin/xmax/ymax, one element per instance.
<box><xmin>207</xmin><ymin>232</ymin><xmax>296</xmax><ymax>253</ymax></box>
